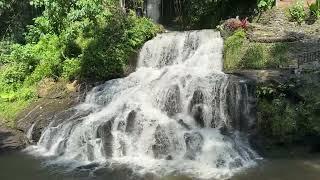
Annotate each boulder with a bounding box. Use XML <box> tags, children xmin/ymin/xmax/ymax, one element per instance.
<box><xmin>0</xmin><ymin>123</ymin><xmax>27</xmax><ymax>154</ymax></box>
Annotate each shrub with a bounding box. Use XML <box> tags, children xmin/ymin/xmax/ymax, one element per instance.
<box><xmin>0</xmin><ymin>0</ymin><xmax>161</xmax><ymax>125</ymax></box>
<box><xmin>289</xmin><ymin>0</ymin><xmax>307</xmax><ymax>24</ymax></box>
<box><xmin>309</xmin><ymin>0</ymin><xmax>320</xmax><ymax>19</ymax></box>
<box><xmin>178</xmin><ymin>0</ymin><xmax>257</xmax><ymax>29</ymax></box>
<box><xmin>0</xmin><ymin>63</ymin><xmax>30</xmax><ymax>87</ymax></box>
<box><xmin>62</xmin><ymin>58</ymin><xmax>81</xmax><ymax>80</ymax></box>
<box><xmin>258</xmin><ymin>97</ymin><xmax>298</xmax><ymax>143</ymax></box>
<box><xmin>81</xmin><ymin>11</ymin><xmax>160</xmax><ymax>80</ymax></box>
<box><xmin>224</xmin><ymin>17</ymin><xmax>249</xmax><ymax>33</ymax></box>
<box><xmin>257</xmin><ymin>0</ymin><xmax>276</xmax><ymax>11</ymax></box>
<box><xmin>242</xmin><ymin>44</ymin><xmax>267</xmax><ymax>69</ymax></box>
<box><xmin>257</xmin><ymin>71</ymin><xmax>320</xmax><ymax>144</ymax></box>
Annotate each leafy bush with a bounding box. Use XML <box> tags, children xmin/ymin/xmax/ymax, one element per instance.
<box><xmin>177</xmin><ymin>0</ymin><xmax>257</xmax><ymax>29</ymax></box>
<box><xmin>0</xmin><ymin>63</ymin><xmax>30</xmax><ymax>86</ymax></box>
<box><xmin>257</xmin><ymin>0</ymin><xmax>275</xmax><ymax>11</ymax></box>
<box><xmin>62</xmin><ymin>58</ymin><xmax>81</xmax><ymax>80</ymax></box>
<box><xmin>309</xmin><ymin>0</ymin><xmax>320</xmax><ymax>19</ymax></box>
<box><xmin>0</xmin><ymin>0</ymin><xmax>161</xmax><ymax>124</ymax></box>
<box><xmin>0</xmin><ymin>0</ymin><xmax>37</xmax><ymax>42</ymax></box>
<box><xmin>257</xmin><ymin>71</ymin><xmax>320</xmax><ymax>144</ymax></box>
<box><xmin>289</xmin><ymin>0</ymin><xmax>307</xmax><ymax>24</ymax></box>
<box><xmin>81</xmin><ymin>11</ymin><xmax>160</xmax><ymax>80</ymax></box>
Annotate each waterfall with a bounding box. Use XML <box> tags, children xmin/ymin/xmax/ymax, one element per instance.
<box><xmin>26</xmin><ymin>122</ymin><xmax>36</xmax><ymax>142</ymax></box>
<box><xmin>27</xmin><ymin>30</ymin><xmax>258</xmax><ymax>179</ymax></box>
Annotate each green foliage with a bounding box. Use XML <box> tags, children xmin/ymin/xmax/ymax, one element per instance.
<box><xmin>224</xmin><ymin>30</ymin><xmax>290</xmax><ymax>70</ymax></box>
<box><xmin>0</xmin><ymin>97</ymin><xmax>33</xmax><ymax>127</ymax></box>
<box><xmin>289</xmin><ymin>0</ymin><xmax>307</xmax><ymax>24</ymax></box>
<box><xmin>81</xmin><ymin>11</ymin><xmax>160</xmax><ymax>80</ymax></box>
<box><xmin>0</xmin><ymin>0</ymin><xmax>37</xmax><ymax>42</ymax></box>
<box><xmin>62</xmin><ymin>58</ymin><xmax>81</xmax><ymax>80</ymax></box>
<box><xmin>257</xmin><ymin>71</ymin><xmax>320</xmax><ymax>144</ymax></box>
<box><xmin>224</xmin><ymin>29</ymin><xmax>247</xmax><ymax>70</ymax></box>
<box><xmin>178</xmin><ymin>0</ymin><xmax>257</xmax><ymax>29</ymax></box>
<box><xmin>242</xmin><ymin>44</ymin><xmax>267</xmax><ymax>68</ymax></box>
<box><xmin>257</xmin><ymin>0</ymin><xmax>275</xmax><ymax>11</ymax></box>
<box><xmin>309</xmin><ymin>0</ymin><xmax>320</xmax><ymax>19</ymax></box>
<box><xmin>258</xmin><ymin>97</ymin><xmax>298</xmax><ymax>143</ymax></box>
<box><xmin>0</xmin><ymin>63</ymin><xmax>30</xmax><ymax>86</ymax></box>
<box><xmin>0</xmin><ymin>0</ymin><xmax>160</xmax><ymax>124</ymax></box>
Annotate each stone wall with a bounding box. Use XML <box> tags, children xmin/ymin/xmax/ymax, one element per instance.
<box><xmin>288</xmin><ymin>39</ymin><xmax>320</xmax><ymax>70</ymax></box>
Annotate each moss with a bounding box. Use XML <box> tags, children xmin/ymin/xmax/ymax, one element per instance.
<box><xmin>223</xmin><ymin>29</ymin><xmax>247</xmax><ymax>70</ymax></box>
<box><xmin>257</xmin><ymin>71</ymin><xmax>320</xmax><ymax>145</ymax></box>
<box><xmin>223</xmin><ymin>30</ymin><xmax>290</xmax><ymax>71</ymax></box>
<box><xmin>0</xmin><ymin>99</ymin><xmax>33</xmax><ymax>127</ymax></box>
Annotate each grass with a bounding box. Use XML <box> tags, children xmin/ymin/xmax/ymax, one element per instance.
<box><xmin>0</xmin><ymin>99</ymin><xmax>33</xmax><ymax>127</ymax></box>
<box><xmin>223</xmin><ymin>29</ymin><xmax>291</xmax><ymax>71</ymax></box>
<box><xmin>0</xmin><ymin>84</ymin><xmax>36</xmax><ymax>127</ymax></box>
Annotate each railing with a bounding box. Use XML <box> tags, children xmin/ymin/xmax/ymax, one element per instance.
<box><xmin>296</xmin><ymin>50</ymin><xmax>320</xmax><ymax>68</ymax></box>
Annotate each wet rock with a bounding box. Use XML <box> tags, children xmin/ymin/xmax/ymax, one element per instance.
<box><xmin>188</xmin><ymin>90</ymin><xmax>204</xmax><ymax>112</ymax></box>
<box><xmin>117</xmin><ymin>121</ymin><xmax>126</xmax><ymax>131</ymax></box>
<box><xmin>178</xmin><ymin>119</ymin><xmax>191</xmax><ymax>130</ymax></box>
<box><xmin>93</xmin><ymin>167</ymin><xmax>109</xmax><ymax>177</ymax></box>
<box><xmin>16</xmin><ymin>96</ymin><xmax>83</xmax><ymax>143</ymax></box>
<box><xmin>0</xmin><ymin>124</ymin><xmax>27</xmax><ymax>154</ymax></box>
<box><xmin>229</xmin><ymin>158</ymin><xmax>243</xmax><ymax>169</ymax></box>
<box><xmin>126</xmin><ymin>110</ymin><xmax>137</xmax><ymax>133</ymax></box>
<box><xmin>152</xmin><ymin>125</ymin><xmax>171</xmax><ymax>159</ymax></box>
<box><xmin>184</xmin><ymin>132</ymin><xmax>203</xmax><ymax>160</ymax></box>
<box><xmin>219</xmin><ymin>125</ymin><xmax>232</xmax><ymax>136</ymax></box>
<box><xmin>87</xmin><ymin>143</ymin><xmax>95</xmax><ymax>161</ymax></box>
<box><xmin>216</xmin><ymin>158</ymin><xmax>226</xmax><ymax>168</ymax></box>
<box><xmin>97</xmin><ymin>117</ymin><xmax>115</xmax><ymax>157</ymax></box>
<box><xmin>166</xmin><ymin>155</ymin><xmax>173</xmax><ymax>160</ymax></box>
<box><xmin>76</xmin><ymin>162</ymin><xmax>100</xmax><ymax>170</ymax></box>
<box><xmin>159</xmin><ymin>85</ymin><xmax>181</xmax><ymax>116</ymax></box>
<box><xmin>188</xmin><ymin>90</ymin><xmax>206</xmax><ymax>128</ymax></box>
<box><xmin>15</xmin><ymin>80</ymin><xmax>88</xmax><ymax>144</ymax></box>
<box><xmin>192</xmin><ymin>105</ymin><xmax>205</xmax><ymax>128</ymax></box>
<box><xmin>55</xmin><ymin>139</ymin><xmax>68</xmax><ymax>156</ymax></box>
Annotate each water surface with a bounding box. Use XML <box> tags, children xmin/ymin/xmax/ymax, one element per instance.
<box><xmin>1</xmin><ymin>153</ymin><xmax>319</xmax><ymax>180</ymax></box>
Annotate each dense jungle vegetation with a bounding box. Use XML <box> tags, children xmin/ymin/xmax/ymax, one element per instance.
<box><xmin>0</xmin><ymin>0</ymin><xmax>161</xmax><ymax>124</ymax></box>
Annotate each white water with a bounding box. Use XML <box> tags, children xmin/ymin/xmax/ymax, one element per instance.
<box><xmin>27</xmin><ymin>30</ymin><xmax>258</xmax><ymax>179</ymax></box>
<box><xmin>26</xmin><ymin>122</ymin><xmax>36</xmax><ymax>142</ymax></box>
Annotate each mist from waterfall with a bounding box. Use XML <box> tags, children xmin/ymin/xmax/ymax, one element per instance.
<box><xmin>26</xmin><ymin>30</ymin><xmax>258</xmax><ymax>180</ymax></box>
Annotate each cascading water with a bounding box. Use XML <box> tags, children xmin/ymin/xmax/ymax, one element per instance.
<box><xmin>27</xmin><ymin>30</ymin><xmax>258</xmax><ymax>179</ymax></box>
